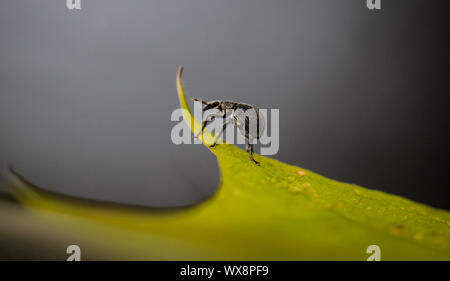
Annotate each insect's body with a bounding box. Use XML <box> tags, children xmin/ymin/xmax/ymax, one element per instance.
<box><xmin>193</xmin><ymin>99</ymin><xmax>265</xmax><ymax>165</ymax></box>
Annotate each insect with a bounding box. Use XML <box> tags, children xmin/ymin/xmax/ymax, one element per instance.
<box><xmin>192</xmin><ymin>98</ymin><xmax>265</xmax><ymax>165</ymax></box>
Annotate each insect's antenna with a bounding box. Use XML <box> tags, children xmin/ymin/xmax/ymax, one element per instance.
<box><xmin>192</xmin><ymin>98</ymin><xmax>208</xmax><ymax>105</ymax></box>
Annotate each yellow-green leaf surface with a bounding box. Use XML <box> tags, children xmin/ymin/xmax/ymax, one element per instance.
<box><xmin>2</xmin><ymin>66</ymin><xmax>450</xmax><ymax>260</ymax></box>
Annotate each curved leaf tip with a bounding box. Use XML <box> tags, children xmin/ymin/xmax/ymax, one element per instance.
<box><xmin>176</xmin><ymin>65</ymin><xmax>217</xmax><ymax>147</ymax></box>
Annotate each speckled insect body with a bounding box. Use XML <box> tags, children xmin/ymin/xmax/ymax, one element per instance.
<box><xmin>193</xmin><ymin>99</ymin><xmax>265</xmax><ymax>165</ymax></box>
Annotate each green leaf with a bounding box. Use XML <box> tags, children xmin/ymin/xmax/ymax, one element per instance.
<box><xmin>2</xmin><ymin>66</ymin><xmax>449</xmax><ymax>260</ymax></box>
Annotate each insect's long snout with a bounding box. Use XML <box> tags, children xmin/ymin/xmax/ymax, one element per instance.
<box><xmin>192</xmin><ymin>98</ymin><xmax>208</xmax><ymax>105</ymax></box>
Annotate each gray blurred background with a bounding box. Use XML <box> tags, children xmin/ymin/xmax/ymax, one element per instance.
<box><xmin>0</xmin><ymin>0</ymin><xmax>448</xmax><ymax>209</ymax></box>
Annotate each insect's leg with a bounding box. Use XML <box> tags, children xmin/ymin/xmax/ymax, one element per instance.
<box><xmin>209</xmin><ymin>118</ymin><xmax>232</xmax><ymax>148</ymax></box>
<box><xmin>244</xmin><ymin>117</ymin><xmax>259</xmax><ymax>165</ymax></box>
<box><xmin>245</xmin><ymin>143</ymin><xmax>251</xmax><ymax>155</ymax></box>
<box><xmin>196</xmin><ymin>117</ymin><xmax>213</xmax><ymax>138</ymax></box>
<box><xmin>248</xmin><ymin>143</ymin><xmax>260</xmax><ymax>165</ymax></box>
<box><xmin>244</xmin><ymin>116</ymin><xmax>250</xmax><ymax>139</ymax></box>
<box><xmin>195</xmin><ymin>112</ymin><xmax>224</xmax><ymax>138</ymax></box>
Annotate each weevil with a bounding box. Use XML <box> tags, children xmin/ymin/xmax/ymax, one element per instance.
<box><xmin>192</xmin><ymin>98</ymin><xmax>265</xmax><ymax>165</ymax></box>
